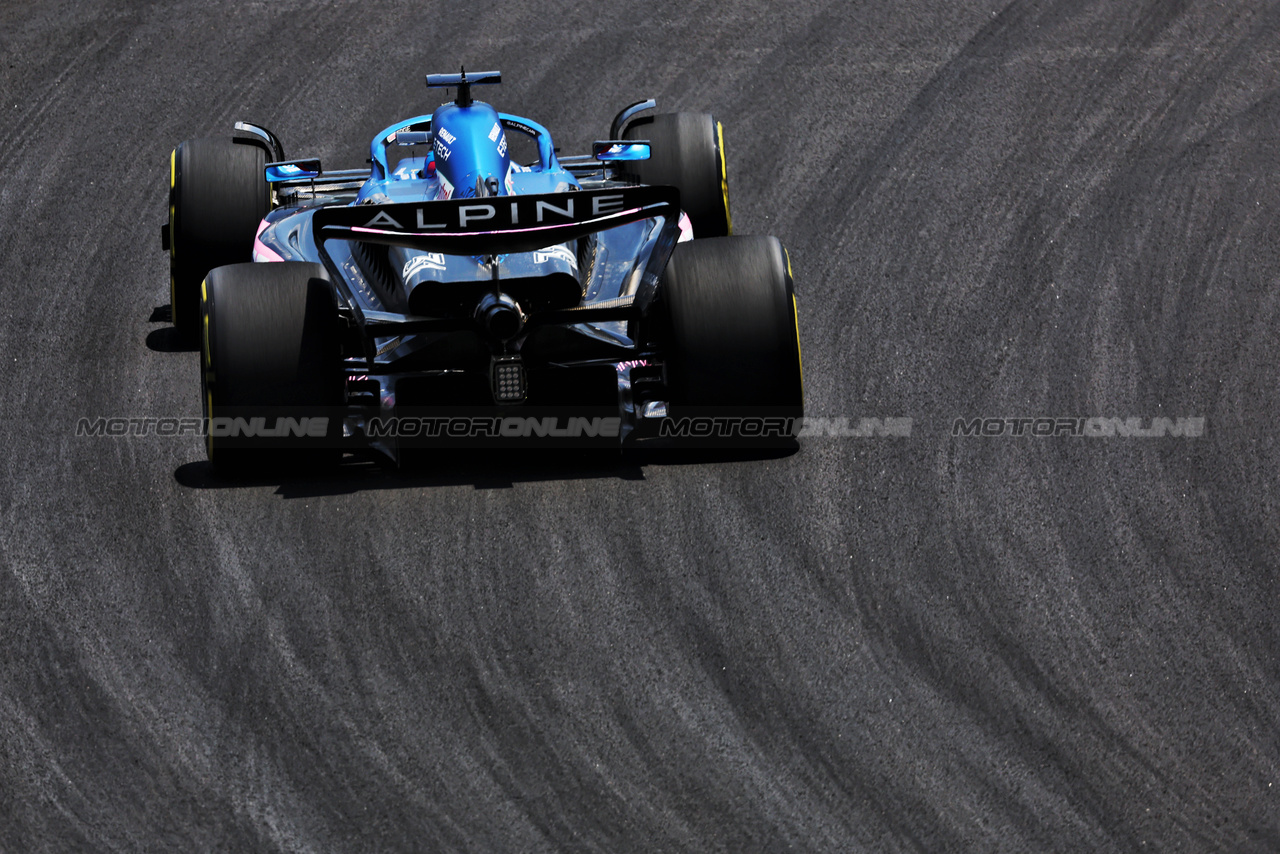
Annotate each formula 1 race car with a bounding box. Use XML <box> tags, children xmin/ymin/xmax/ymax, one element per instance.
<box><xmin>163</xmin><ymin>69</ymin><xmax>803</xmax><ymax>470</ymax></box>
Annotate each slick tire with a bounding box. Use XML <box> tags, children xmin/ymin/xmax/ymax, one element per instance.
<box><xmin>201</xmin><ymin>262</ymin><xmax>343</xmax><ymax>475</ymax></box>
<box><xmin>661</xmin><ymin>236</ymin><xmax>803</xmax><ymax>433</ymax></box>
<box><xmin>624</xmin><ymin>112</ymin><xmax>732</xmax><ymax>238</ymax></box>
<box><xmin>169</xmin><ymin>138</ymin><xmax>270</xmax><ymax>341</ymax></box>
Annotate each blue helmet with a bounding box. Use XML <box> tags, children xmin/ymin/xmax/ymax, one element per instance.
<box><xmin>431</xmin><ymin>99</ymin><xmax>511</xmax><ymax>199</ymax></box>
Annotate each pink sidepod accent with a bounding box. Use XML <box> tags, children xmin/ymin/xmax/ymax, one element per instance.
<box><xmin>677</xmin><ymin>212</ymin><xmax>694</xmax><ymax>243</ymax></box>
<box><xmin>252</xmin><ymin>219</ymin><xmax>285</xmax><ymax>262</ymax></box>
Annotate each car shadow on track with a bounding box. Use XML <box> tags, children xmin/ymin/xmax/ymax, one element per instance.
<box><xmin>173</xmin><ymin>444</ymin><xmax>798</xmax><ymax>497</ymax></box>
<box><xmin>146</xmin><ymin>305</ymin><xmax>198</xmax><ymax>353</ymax></box>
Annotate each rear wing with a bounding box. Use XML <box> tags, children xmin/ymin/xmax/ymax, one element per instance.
<box><xmin>312</xmin><ymin>185</ymin><xmax>680</xmax><ymax>256</ymax></box>
<box><xmin>311</xmin><ymin>185</ymin><xmax>683</xmax><ymax>352</ymax></box>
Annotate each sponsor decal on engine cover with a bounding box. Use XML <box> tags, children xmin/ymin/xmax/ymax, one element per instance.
<box><xmin>532</xmin><ymin>245</ymin><xmax>577</xmax><ymax>269</ymax></box>
<box><xmin>402</xmin><ymin>253</ymin><xmax>447</xmax><ymax>280</ymax></box>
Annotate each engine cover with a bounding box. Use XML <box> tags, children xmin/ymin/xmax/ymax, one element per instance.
<box><xmin>430</xmin><ymin>100</ymin><xmax>512</xmax><ymax>199</ymax></box>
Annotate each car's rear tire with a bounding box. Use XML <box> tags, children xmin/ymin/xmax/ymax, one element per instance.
<box><xmin>624</xmin><ymin>112</ymin><xmax>732</xmax><ymax>238</ymax></box>
<box><xmin>169</xmin><ymin>138</ymin><xmax>270</xmax><ymax>341</ymax></box>
<box><xmin>661</xmin><ymin>236</ymin><xmax>803</xmax><ymax>431</ymax></box>
<box><xmin>201</xmin><ymin>262</ymin><xmax>344</xmax><ymax>475</ymax></box>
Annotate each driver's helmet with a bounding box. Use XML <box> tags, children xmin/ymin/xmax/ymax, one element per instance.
<box><xmin>431</xmin><ymin>99</ymin><xmax>511</xmax><ymax>199</ymax></box>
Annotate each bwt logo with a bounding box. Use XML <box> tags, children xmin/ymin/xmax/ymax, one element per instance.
<box><xmin>951</xmin><ymin>417</ymin><xmax>1205</xmax><ymax>437</ymax></box>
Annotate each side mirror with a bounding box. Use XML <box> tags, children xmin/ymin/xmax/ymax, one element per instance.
<box><xmin>264</xmin><ymin>159</ymin><xmax>322</xmax><ymax>182</ymax></box>
<box><xmin>593</xmin><ymin>141</ymin><xmax>651</xmax><ymax>162</ymax></box>
<box><xmin>394</xmin><ymin>131</ymin><xmax>432</xmax><ymax>146</ymax></box>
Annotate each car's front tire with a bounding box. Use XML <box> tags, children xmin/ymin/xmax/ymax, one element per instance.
<box><xmin>624</xmin><ymin>112</ymin><xmax>732</xmax><ymax>239</ymax></box>
<box><xmin>169</xmin><ymin>138</ymin><xmax>270</xmax><ymax>341</ymax></box>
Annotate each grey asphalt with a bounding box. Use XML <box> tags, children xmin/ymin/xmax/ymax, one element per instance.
<box><xmin>1</xmin><ymin>1</ymin><xmax>1277</xmax><ymax>851</ymax></box>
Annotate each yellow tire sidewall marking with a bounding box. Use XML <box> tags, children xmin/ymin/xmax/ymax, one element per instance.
<box><xmin>792</xmin><ymin>293</ymin><xmax>804</xmax><ymax>398</ymax></box>
<box><xmin>716</xmin><ymin>121</ymin><xmax>732</xmax><ymax>235</ymax></box>
<box><xmin>201</xmin><ymin>277</ymin><xmax>213</xmax><ymax>460</ymax></box>
<box><xmin>169</xmin><ymin>149</ymin><xmax>177</xmax><ymax>320</ymax></box>
<box><xmin>783</xmin><ymin>248</ymin><xmax>803</xmax><ymax>397</ymax></box>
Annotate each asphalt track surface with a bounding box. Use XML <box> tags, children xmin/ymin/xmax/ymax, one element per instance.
<box><xmin>2</xmin><ymin>1</ymin><xmax>1279</xmax><ymax>851</ymax></box>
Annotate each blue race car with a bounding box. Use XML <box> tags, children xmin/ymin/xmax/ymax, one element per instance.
<box><xmin>163</xmin><ymin>69</ymin><xmax>803</xmax><ymax>469</ymax></box>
